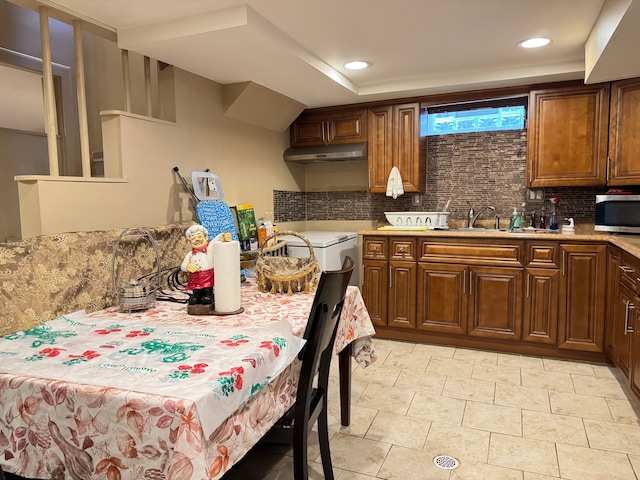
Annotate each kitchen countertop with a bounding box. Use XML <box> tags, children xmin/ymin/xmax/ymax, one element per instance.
<box><xmin>358</xmin><ymin>225</ymin><xmax>640</xmax><ymax>259</ymax></box>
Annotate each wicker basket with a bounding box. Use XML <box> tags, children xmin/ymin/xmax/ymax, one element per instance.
<box><xmin>256</xmin><ymin>231</ymin><xmax>319</xmax><ymax>295</ymax></box>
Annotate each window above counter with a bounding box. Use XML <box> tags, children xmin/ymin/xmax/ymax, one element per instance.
<box><xmin>421</xmin><ymin>96</ymin><xmax>527</xmax><ymax>136</ymax></box>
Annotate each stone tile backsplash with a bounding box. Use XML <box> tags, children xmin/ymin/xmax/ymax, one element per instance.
<box><xmin>274</xmin><ymin>130</ymin><xmax>607</xmax><ymax>225</ymax></box>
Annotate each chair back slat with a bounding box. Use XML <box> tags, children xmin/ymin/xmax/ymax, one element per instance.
<box><xmin>301</xmin><ymin>256</ymin><xmax>354</xmax><ymax>353</ymax></box>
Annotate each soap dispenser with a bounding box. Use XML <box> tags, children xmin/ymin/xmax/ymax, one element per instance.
<box><xmin>509</xmin><ymin>207</ymin><xmax>519</xmax><ymax>231</ymax></box>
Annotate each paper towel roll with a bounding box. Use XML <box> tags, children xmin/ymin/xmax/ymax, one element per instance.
<box><xmin>213</xmin><ymin>239</ymin><xmax>241</xmax><ymax>312</ymax></box>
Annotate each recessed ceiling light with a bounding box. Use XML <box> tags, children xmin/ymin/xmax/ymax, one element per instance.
<box><xmin>517</xmin><ymin>37</ymin><xmax>552</xmax><ymax>49</ymax></box>
<box><xmin>344</xmin><ymin>60</ymin><xmax>371</xmax><ymax>70</ymax></box>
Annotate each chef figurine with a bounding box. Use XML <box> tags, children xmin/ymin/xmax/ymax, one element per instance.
<box><xmin>181</xmin><ymin>224</ymin><xmax>215</xmax><ymax>307</ymax></box>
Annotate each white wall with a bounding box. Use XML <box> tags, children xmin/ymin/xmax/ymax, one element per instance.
<box><xmin>17</xmin><ymin>67</ymin><xmax>306</xmax><ymax>237</ymax></box>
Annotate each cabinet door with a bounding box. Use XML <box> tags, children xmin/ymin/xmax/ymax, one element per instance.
<box><xmin>326</xmin><ymin>109</ymin><xmax>367</xmax><ymax>144</ymax></box>
<box><xmin>523</xmin><ymin>268</ymin><xmax>559</xmax><ymax>344</ymax></box>
<box><xmin>368</xmin><ymin>103</ymin><xmax>424</xmax><ymax>193</ymax></box>
<box><xmin>630</xmin><ymin>300</ymin><xmax>640</xmax><ymax>397</ymax></box>
<box><xmin>605</xmin><ymin>248</ymin><xmax>620</xmax><ymax>356</ymax></box>
<box><xmin>527</xmin><ymin>84</ymin><xmax>610</xmax><ymax>186</ymax></box>
<box><xmin>558</xmin><ymin>244</ymin><xmax>607</xmax><ymax>352</ymax></box>
<box><xmin>290</xmin><ymin>108</ymin><xmax>367</xmax><ymax>146</ymax></box>
<box><xmin>362</xmin><ymin>260</ymin><xmax>388</xmax><ymax>327</ymax></box>
<box><xmin>467</xmin><ymin>265</ymin><xmax>523</xmax><ymax>340</ymax></box>
<box><xmin>615</xmin><ymin>285</ymin><xmax>635</xmax><ymax>378</ymax></box>
<box><xmin>416</xmin><ymin>262</ymin><xmax>467</xmax><ymax>334</ymax></box>
<box><xmin>393</xmin><ymin>103</ymin><xmax>423</xmax><ymax>192</ymax></box>
<box><xmin>388</xmin><ymin>260</ymin><xmax>417</xmax><ymax>329</ymax></box>
<box><xmin>367</xmin><ymin>105</ymin><xmax>393</xmax><ymax>192</ymax></box>
<box><xmin>608</xmin><ymin>78</ymin><xmax>640</xmax><ymax>185</ymax></box>
<box><xmin>290</xmin><ymin>113</ymin><xmax>327</xmax><ymax>146</ymax></box>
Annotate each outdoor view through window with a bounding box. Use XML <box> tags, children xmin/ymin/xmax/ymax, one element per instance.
<box><xmin>421</xmin><ymin>105</ymin><xmax>525</xmax><ymax>136</ymax></box>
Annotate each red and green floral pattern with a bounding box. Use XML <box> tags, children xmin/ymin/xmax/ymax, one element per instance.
<box><xmin>0</xmin><ymin>281</ymin><xmax>376</xmax><ymax>480</ymax></box>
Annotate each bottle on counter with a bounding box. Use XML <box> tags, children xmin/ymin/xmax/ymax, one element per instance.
<box><xmin>509</xmin><ymin>206</ymin><xmax>524</xmax><ymax>231</ymax></box>
<box><xmin>549</xmin><ymin>196</ymin><xmax>559</xmax><ymax>230</ymax></box>
<box><xmin>539</xmin><ymin>206</ymin><xmax>546</xmax><ymax>230</ymax></box>
<box><xmin>509</xmin><ymin>207</ymin><xmax>519</xmax><ymax>231</ymax></box>
<box><xmin>549</xmin><ymin>206</ymin><xmax>557</xmax><ymax>230</ymax></box>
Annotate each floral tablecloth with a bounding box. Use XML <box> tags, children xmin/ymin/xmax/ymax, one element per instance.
<box><xmin>0</xmin><ymin>280</ymin><xmax>376</xmax><ymax>480</ymax></box>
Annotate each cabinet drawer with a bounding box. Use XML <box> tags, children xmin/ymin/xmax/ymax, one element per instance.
<box><xmin>526</xmin><ymin>242</ymin><xmax>559</xmax><ymax>268</ymax></box>
<box><xmin>620</xmin><ymin>252</ymin><xmax>640</xmax><ymax>292</ymax></box>
<box><xmin>390</xmin><ymin>238</ymin><xmax>416</xmax><ymax>261</ymax></box>
<box><xmin>419</xmin><ymin>240</ymin><xmax>523</xmax><ymax>266</ymax></box>
<box><xmin>363</xmin><ymin>237</ymin><xmax>388</xmax><ymax>259</ymax></box>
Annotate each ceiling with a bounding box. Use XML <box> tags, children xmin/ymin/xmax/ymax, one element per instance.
<box><xmin>13</xmin><ymin>0</ymin><xmax>640</xmax><ymax>108</ymax></box>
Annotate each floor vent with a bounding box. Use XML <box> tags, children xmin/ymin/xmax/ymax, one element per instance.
<box><xmin>433</xmin><ymin>455</ymin><xmax>460</xmax><ymax>470</ymax></box>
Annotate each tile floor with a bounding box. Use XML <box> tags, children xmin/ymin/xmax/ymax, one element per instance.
<box><xmin>224</xmin><ymin>338</ymin><xmax>640</xmax><ymax>479</ymax></box>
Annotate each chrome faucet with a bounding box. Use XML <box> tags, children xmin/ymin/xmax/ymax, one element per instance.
<box><xmin>466</xmin><ymin>201</ymin><xmax>496</xmax><ymax>228</ymax></box>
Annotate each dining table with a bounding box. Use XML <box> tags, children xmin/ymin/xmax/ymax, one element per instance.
<box><xmin>0</xmin><ymin>278</ymin><xmax>376</xmax><ymax>480</ymax></box>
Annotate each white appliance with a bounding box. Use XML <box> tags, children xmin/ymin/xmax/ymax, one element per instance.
<box><xmin>283</xmin><ymin>231</ymin><xmax>359</xmax><ymax>286</ymax></box>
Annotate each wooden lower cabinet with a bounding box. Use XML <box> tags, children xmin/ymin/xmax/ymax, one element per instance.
<box><xmin>416</xmin><ymin>263</ymin><xmax>523</xmax><ymax>339</ymax></box>
<box><xmin>630</xmin><ymin>302</ymin><xmax>640</xmax><ymax>397</ymax></box>
<box><xmin>389</xmin><ymin>260</ymin><xmax>417</xmax><ymax>328</ymax></box>
<box><xmin>361</xmin><ymin>259</ymin><xmax>387</xmax><ymax>327</ymax></box>
<box><xmin>558</xmin><ymin>244</ymin><xmax>607</xmax><ymax>352</ymax></box>
<box><xmin>416</xmin><ymin>262</ymin><xmax>467</xmax><ymax>334</ymax></box>
<box><xmin>605</xmin><ymin>248</ymin><xmax>621</xmax><ymax>355</ymax></box>
<box><xmin>610</xmin><ymin>251</ymin><xmax>640</xmax><ymax>386</ymax></box>
<box><xmin>615</xmin><ymin>285</ymin><xmax>635</xmax><ymax>377</ymax></box>
<box><xmin>523</xmin><ymin>268</ymin><xmax>560</xmax><ymax>344</ymax></box>
<box><xmin>468</xmin><ymin>265</ymin><xmax>523</xmax><ymax>340</ymax></box>
<box><xmin>362</xmin><ymin>235</ymin><xmax>609</xmax><ymax>360</ymax></box>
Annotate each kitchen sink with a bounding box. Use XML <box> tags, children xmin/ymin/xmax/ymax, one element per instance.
<box><xmin>450</xmin><ymin>228</ymin><xmax>505</xmax><ymax>232</ymax></box>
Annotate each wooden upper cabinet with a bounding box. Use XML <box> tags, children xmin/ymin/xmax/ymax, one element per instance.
<box><xmin>368</xmin><ymin>106</ymin><xmax>393</xmax><ymax>191</ymax></box>
<box><xmin>608</xmin><ymin>78</ymin><xmax>640</xmax><ymax>185</ymax></box>
<box><xmin>290</xmin><ymin>108</ymin><xmax>367</xmax><ymax>147</ymax></box>
<box><xmin>368</xmin><ymin>102</ymin><xmax>424</xmax><ymax>193</ymax></box>
<box><xmin>527</xmin><ymin>83</ymin><xmax>610</xmax><ymax>187</ymax></box>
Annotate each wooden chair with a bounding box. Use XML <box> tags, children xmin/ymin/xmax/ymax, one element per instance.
<box><xmin>262</xmin><ymin>256</ymin><xmax>354</xmax><ymax>480</ymax></box>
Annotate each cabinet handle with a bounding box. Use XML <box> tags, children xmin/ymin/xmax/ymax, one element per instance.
<box><xmin>625</xmin><ymin>301</ymin><xmax>635</xmax><ymax>334</ymax></box>
<box><xmin>562</xmin><ymin>251</ymin><xmax>566</xmax><ymax>276</ymax></box>
<box><xmin>526</xmin><ymin>272</ymin><xmax>530</xmax><ymax>298</ymax></box>
<box><xmin>529</xmin><ymin>159</ymin><xmax>533</xmax><ymax>183</ymax></box>
<box><xmin>469</xmin><ymin>271</ymin><xmax>473</xmax><ymax>295</ymax></box>
<box><xmin>620</xmin><ymin>265</ymin><xmax>635</xmax><ymax>273</ymax></box>
<box><xmin>368</xmin><ymin>169</ymin><xmax>371</xmax><ymax>190</ymax></box>
<box><xmin>606</xmin><ymin>155</ymin><xmax>610</xmax><ymax>182</ymax></box>
<box><xmin>463</xmin><ymin>270</ymin><xmax>466</xmax><ymax>294</ymax></box>
<box><xmin>389</xmin><ymin>267</ymin><xmax>392</xmax><ymax>289</ymax></box>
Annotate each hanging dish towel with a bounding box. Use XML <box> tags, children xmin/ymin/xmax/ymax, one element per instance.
<box><xmin>386</xmin><ymin>166</ymin><xmax>404</xmax><ymax>199</ymax></box>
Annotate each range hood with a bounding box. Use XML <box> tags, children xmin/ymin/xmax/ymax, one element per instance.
<box><xmin>283</xmin><ymin>142</ymin><xmax>367</xmax><ymax>164</ymax></box>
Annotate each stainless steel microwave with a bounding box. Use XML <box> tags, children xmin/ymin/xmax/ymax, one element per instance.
<box><xmin>595</xmin><ymin>194</ymin><xmax>640</xmax><ymax>233</ymax></box>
